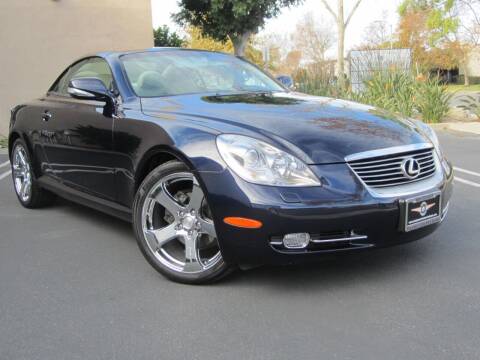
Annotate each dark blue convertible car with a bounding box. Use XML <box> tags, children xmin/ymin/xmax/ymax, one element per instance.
<box><xmin>9</xmin><ymin>48</ymin><xmax>453</xmax><ymax>283</ymax></box>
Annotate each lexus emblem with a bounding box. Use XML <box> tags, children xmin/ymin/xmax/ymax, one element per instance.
<box><xmin>402</xmin><ymin>158</ymin><xmax>420</xmax><ymax>179</ymax></box>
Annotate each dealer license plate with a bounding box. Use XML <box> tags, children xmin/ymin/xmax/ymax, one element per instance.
<box><xmin>401</xmin><ymin>192</ymin><xmax>442</xmax><ymax>232</ymax></box>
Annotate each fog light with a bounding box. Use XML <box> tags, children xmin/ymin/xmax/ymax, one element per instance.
<box><xmin>283</xmin><ymin>233</ymin><xmax>310</xmax><ymax>249</ymax></box>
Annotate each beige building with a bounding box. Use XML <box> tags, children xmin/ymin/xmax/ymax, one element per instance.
<box><xmin>0</xmin><ymin>0</ymin><xmax>154</xmax><ymax>135</ymax></box>
<box><xmin>459</xmin><ymin>47</ymin><xmax>480</xmax><ymax>82</ymax></box>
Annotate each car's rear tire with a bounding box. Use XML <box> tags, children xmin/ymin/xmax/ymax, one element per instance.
<box><xmin>11</xmin><ymin>139</ymin><xmax>55</xmax><ymax>208</ymax></box>
<box><xmin>132</xmin><ymin>161</ymin><xmax>233</xmax><ymax>284</ymax></box>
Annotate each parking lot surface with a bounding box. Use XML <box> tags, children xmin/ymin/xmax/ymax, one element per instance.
<box><xmin>1</xmin><ymin>130</ymin><xmax>479</xmax><ymax>360</ymax></box>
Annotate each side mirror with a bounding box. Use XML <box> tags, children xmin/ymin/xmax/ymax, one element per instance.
<box><xmin>68</xmin><ymin>78</ymin><xmax>110</xmax><ymax>101</ymax></box>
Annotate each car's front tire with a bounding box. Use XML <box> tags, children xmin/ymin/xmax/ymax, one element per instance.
<box><xmin>132</xmin><ymin>161</ymin><xmax>233</xmax><ymax>284</ymax></box>
<box><xmin>11</xmin><ymin>139</ymin><xmax>55</xmax><ymax>208</ymax></box>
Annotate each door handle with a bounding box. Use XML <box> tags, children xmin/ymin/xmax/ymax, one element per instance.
<box><xmin>42</xmin><ymin>111</ymin><xmax>52</xmax><ymax>122</ymax></box>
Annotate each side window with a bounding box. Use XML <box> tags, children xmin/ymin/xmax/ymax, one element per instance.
<box><xmin>50</xmin><ymin>58</ymin><xmax>114</xmax><ymax>96</ymax></box>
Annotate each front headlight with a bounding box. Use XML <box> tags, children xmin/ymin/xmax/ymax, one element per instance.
<box><xmin>413</xmin><ymin>120</ymin><xmax>452</xmax><ymax>175</ymax></box>
<box><xmin>216</xmin><ymin>134</ymin><xmax>321</xmax><ymax>187</ymax></box>
<box><xmin>414</xmin><ymin>120</ymin><xmax>443</xmax><ymax>157</ymax></box>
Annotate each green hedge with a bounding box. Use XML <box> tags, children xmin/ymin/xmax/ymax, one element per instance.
<box><xmin>295</xmin><ymin>70</ymin><xmax>452</xmax><ymax>123</ymax></box>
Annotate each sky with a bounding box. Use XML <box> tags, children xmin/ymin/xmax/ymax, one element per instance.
<box><xmin>151</xmin><ymin>0</ymin><xmax>403</xmax><ymax>56</ymax></box>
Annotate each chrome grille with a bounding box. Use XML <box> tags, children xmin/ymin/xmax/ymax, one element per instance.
<box><xmin>348</xmin><ymin>147</ymin><xmax>437</xmax><ymax>188</ymax></box>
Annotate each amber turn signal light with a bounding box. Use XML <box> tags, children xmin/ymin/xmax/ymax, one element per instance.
<box><xmin>223</xmin><ymin>217</ymin><xmax>263</xmax><ymax>229</ymax></box>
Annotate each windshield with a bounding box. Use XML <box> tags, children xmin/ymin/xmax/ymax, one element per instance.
<box><xmin>120</xmin><ymin>50</ymin><xmax>285</xmax><ymax>97</ymax></box>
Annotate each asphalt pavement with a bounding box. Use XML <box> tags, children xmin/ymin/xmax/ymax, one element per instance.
<box><xmin>0</xmin><ymin>130</ymin><xmax>479</xmax><ymax>360</ymax></box>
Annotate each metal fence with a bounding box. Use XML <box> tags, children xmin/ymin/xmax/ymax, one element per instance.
<box><xmin>349</xmin><ymin>48</ymin><xmax>412</xmax><ymax>92</ymax></box>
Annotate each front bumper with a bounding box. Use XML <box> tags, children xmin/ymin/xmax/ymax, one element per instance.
<box><xmin>198</xmin><ymin>162</ymin><xmax>453</xmax><ymax>266</ymax></box>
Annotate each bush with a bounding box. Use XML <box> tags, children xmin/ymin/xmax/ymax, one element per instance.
<box><xmin>358</xmin><ymin>73</ymin><xmax>451</xmax><ymax>123</ymax></box>
<box><xmin>296</xmin><ymin>68</ymin><xmax>451</xmax><ymax>123</ymax></box>
<box><xmin>458</xmin><ymin>94</ymin><xmax>480</xmax><ymax>120</ymax></box>
<box><xmin>153</xmin><ymin>25</ymin><xmax>184</xmax><ymax>47</ymax></box>
<box><xmin>357</xmin><ymin>72</ymin><xmax>417</xmax><ymax>118</ymax></box>
<box><xmin>414</xmin><ymin>78</ymin><xmax>452</xmax><ymax>123</ymax></box>
<box><xmin>294</xmin><ymin>65</ymin><xmax>350</xmax><ymax>99</ymax></box>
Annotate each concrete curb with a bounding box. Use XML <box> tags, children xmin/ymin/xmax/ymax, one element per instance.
<box><xmin>0</xmin><ymin>148</ymin><xmax>7</xmax><ymax>155</ymax></box>
<box><xmin>431</xmin><ymin>122</ymin><xmax>480</xmax><ymax>135</ymax></box>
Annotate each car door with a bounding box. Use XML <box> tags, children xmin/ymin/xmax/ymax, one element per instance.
<box><xmin>40</xmin><ymin>57</ymin><xmax>116</xmax><ymax>200</ymax></box>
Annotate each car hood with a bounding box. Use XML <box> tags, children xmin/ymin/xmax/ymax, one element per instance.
<box><xmin>141</xmin><ymin>92</ymin><xmax>428</xmax><ymax>164</ymax></box>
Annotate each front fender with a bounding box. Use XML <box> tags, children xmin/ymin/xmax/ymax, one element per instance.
<box><xmin>113</xmin><ymin>109</ymin><xmax>227</xmax><ymax>207</ymax></box>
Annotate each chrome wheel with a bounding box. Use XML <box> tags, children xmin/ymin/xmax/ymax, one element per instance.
<box><xmin>141</xmin><ymin>172</ymin><xmax>223</xmax><ymax>274</ymax></box>
<box><xmin>12</xmin><ymin>144</ymin><xmax>32</xmax><ymax>203</ymax></box>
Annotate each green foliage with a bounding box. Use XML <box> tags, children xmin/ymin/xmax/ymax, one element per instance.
<box><xmin>358</xmin><ymin>72</ymin><xmax>417</xmax><ymax>117</ymax></box>
<box><xmin>398</xmin><ymin>0</ymin><xmax>429</xmax><ymax>15</ymax></box>
<box><xmin>446</xmin><ymin>84</ymin><xmax>480</xmax><ymax>93</ymax></box>
<box><xmin>297</xmin><ymin>69</ymin><xmax>451</xmax><ymax>123</ymax></box>
<box><xmin>0</xmin><ymin>136</ymin><xmax>7</xmax><ymax>149</ymax></box>
<box><xmin>184</xmin><ymin>27</ymin><xmax>263</xmax><ymax>66</ymax></box>
<box><xmin>153</xmin><ymin>25</ymin><xmax>184</xmax><ymax>47</ymax></box>
<box><xmin>398</xmin><ymin>0</ymin><xmax>459</xmax><ymax>46</ymax></box>
<box><xmin>357</xmin><ymin>73</ymin><xmax>451</xmax><ymax>123</ymax></box>
<box><xmin>294</xmin><ymin>67</ymin><xmax>341</xmax><ymax>97</ymax></box>
<box><xmin>174</xmin><ymin>0</ymin><xmax>300</xmax><ymax>44</ymax></box>
<box><xmin>414</xmin><ymin>77</ymin><xmax>452</xmax><ymax>122</ymax></box>
<box><xmin>458</xmin><ymin>94</ymin><xmax>480</xmax><ymax>120</ymax></box>
<box><xmin>399</xmin><ymin>0</ymin><xmax>455</xmax><ymax>16</ymax></box>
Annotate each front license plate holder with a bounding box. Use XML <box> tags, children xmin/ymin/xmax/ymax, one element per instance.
<box><xmin>400</xmin><ymin>192</ymin><xmax>442</xmax><ymax>232</ymax></box>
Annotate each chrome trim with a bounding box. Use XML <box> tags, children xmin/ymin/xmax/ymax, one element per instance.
<box><xmin>12</xmin><ymin>144</ymin><xmax>32</xmax><ymax>202</ymax></box>
<box><xmin>401</xmin><ymin>158</ymin><xmax>421</xmax><ymax>179</ymax></box>
<box><xmin>441</xmin><ymin>201</ymin><xmax>450</xmax><ymax>221</ymax></box>
<box><xmin>350</xmin><ymin>151</ymin><xmax>432</xmax><ymax>167</ymax></box>
<box><xmin>403</xmin><ymin>191</ymin><xmax>442</xmax><ymax>232</ymax></box>
<box><xmin>348</xmin><ymin>148</ymin><xmax>436</xmax><ymax>188</ymax></box>
<box><xmin>140</xmin><ymin>172</ymin><xmax>223</xmax><ymax>275</ymax></box>
<box><xmin>67</xmin><ymin>87</ymin><xmax>95</xmax><ymax>98</ymax></box>
<box><xmin>346</xmin><ymin>144</ymin><xmax>444</xmax><ymax>199</ymax></box>
<box><xmin>369</xmin><ymin>170</ymin><xmax>436</xmax><ymax>186</ymax></box>
<box><xmin>345</xmin><ymin>143</ymin><xmax>433</xmax><ymax>162</ymax></box>
<box><xmin>270</xmin><ymin>231</ymin><xmax>368</xmax><ymax>247</ymax></box>
<box><xmin>406</xmin><ymin>215</ymin><xmax>442</xmax><ymax>231</ymax></box>
<box><xmin>311</xmin><ymin>234</ymin><xmax>368</xmax><ymax>244</ymax></box>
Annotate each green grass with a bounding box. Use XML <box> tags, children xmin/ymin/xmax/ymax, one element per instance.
<box><xmin>0</xmin><ymin>136</ymin><xmax>7</xmax><ymax>149</ymax></box>
<box><xmin>446</xmin><ymin>84</ymin><xmax>480</xmax><ymax>93</ymax></box>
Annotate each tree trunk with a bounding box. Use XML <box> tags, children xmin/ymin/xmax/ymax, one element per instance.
<box><xmin>463</xmin><ymin>53</ymin><xmax>470</xmax><ymax>86</ymax></box>
<box><xmin>230</xmin><ymin>32</ymin><xmax>251</xmax><ymax>57</ymax></box>
<box><xmin>337</xmin><ymin>0</ymin><xmax>345</xmax><ymax>85</ymax></box>
<box><xmin>464</xmin><ymin>71</ymin><xmax>470</xmax><ymax>86</ymax></box>
<box><xmin>320</xmin><ymin>0</ymin><xmax>362</xmax><ymax>88</ymax></box>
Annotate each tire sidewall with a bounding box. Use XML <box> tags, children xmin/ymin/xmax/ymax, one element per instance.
<box><xmin>132</xmin><ymin>161</ymin><xmax>230</xmax><ymax>284</ymax></box>
<box><xmin>11</xmin><ymin>139</ymin><xmax>35</xmax><ymax>207</ymax></box>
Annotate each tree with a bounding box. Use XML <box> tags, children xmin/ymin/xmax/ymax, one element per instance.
<box><xmin>186</xmin><ymin>27</ymin><xmax>233</xmax><ymax>53</ymax></box>
<box><xmin>457</xmin><ymin>0</ymin><xmax>480</xmax><ymax>44</ymax></box>
<box><xmin>401</xmin><ymin>0</ymin><xmax>458</xmax><ymax>45</ymax></box>
<box><xmin>398</xmin><ymin>6</ymin><xmax>435</xmax><ymax>69</ymax></box>
<box><xmin>398</xmin><ymin>0</ymin><xmax>460</xmax><ymax>73</ymax></box>
<box><xmin>174</xmin><ymin>0</ymin><xmax>301</xmax><ymax>57</ymax></box>
<box><xmin>153</xmin><ymin>25</ymin><xmax>184</xmax><ymax>47</ymax></box>
<box><xmin>456</xmin><ymin>0</ymin><xmax>480</xmax><ymax>84</ymax></box>
<box><xmin>284</xmin><ymin>50</ymin><xmax>303</xmax><ymax>72</ymax></box>
<box><xmin>292</xmin><ymin>13</ymin><xmax>335</xmax><ymax>64</ymax></box>
<box><xmin>361</xmin><ymin>14</ymin><xmax>394</xmax><ymax>49</ymax></box>
<box><xmin>320</xmin><ymin>0</ymin><xmax>364</xmax><ymax>83</ymax></box>
<box><xmin>185</xmin><ymin>27</ymin><xmax>264</xmax><ymax>67</ymax></box>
